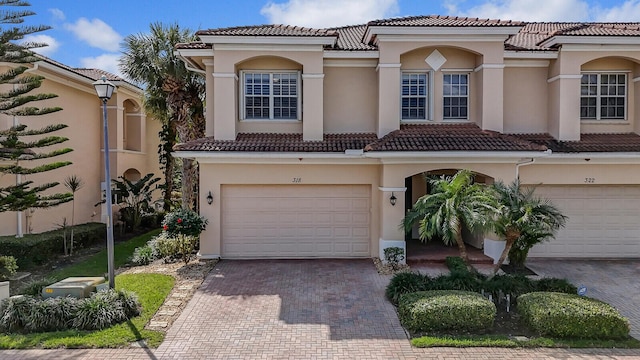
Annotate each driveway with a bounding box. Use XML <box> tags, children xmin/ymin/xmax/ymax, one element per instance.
<box><xmin>527</xmin><ymin>259</ymin><xmax>640</xmax><ymax>339</ymax></box>
<box><xmin>2</xmin><ymin>259</ymin><xmax>640</xmax><ymax>359</ymax></box>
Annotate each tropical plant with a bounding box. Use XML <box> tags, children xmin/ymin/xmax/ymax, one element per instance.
<box><xmin>111</xmin><ymin>173</ymin><xmax>161</xmax><ymax>231</ymax></box>
<box><xmin>0</xmin><ymin>1</ymin><xmax>72</xmax><ymax>235</ymax></box>
<box><xmin>491</xmin><ymin>180</ymin><xmax>567</xmax><ymax>275</ymax></box>
<box><xmin>63</xmin><ymin>174</ymin><xmax>84</xmax><ymax>255</ymax></box>
<box><xmin>161</xmin><ymin>208</ymin><xmax>207</xmax><ymax>264</ymax></box>
<box><xmin>120</xmin><ymin>22</ymin><xmax>205</xmax><ymax>211</ymax></box>
<box><xmin>402</xmin><ymin>170</ymin><xmax>499</xmax><ymax>269</ymax></box>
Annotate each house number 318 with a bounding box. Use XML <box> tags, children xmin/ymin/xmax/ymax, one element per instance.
<box><xmin>292</xmin><ymin>177</ymin><xmax>302</xmax><ymax>183</ymax></box>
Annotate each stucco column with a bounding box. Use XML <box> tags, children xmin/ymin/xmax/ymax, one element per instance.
<box><xmin>478</xmin><ymin>64</ymin><xmax>504</xmax><ymax>133</ymax></box>
<box><xmin>302</xmin><ymin>73</ymin><xmax>324</xmax><ymax>141</ymax></box>
<box><xmin>212</xmin><ymin>73</ymin><xmax>237</xmax><ymax>140</ymax></box>
<box><xmin>378</xmin><ymin>186</ymin><xmax>407</xmax><ymax>261</ymax></box>
<box><xmin>377</xmin><ymin>64</ymin><xmax>401</xmax><ymax>138</ymax></box>
<box><xmin>203</xmin><ymin>59</ymin><xmax>215</xmax><ymax>137</ymax></box>
<box><xmin>548</xmin><ymin>75</ymin><xmax>581</xmax><ymax>141</ymax></box>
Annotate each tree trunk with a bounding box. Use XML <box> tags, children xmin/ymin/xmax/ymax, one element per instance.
<box><xmin>455</xmin><ymin>224</ymin><xmax>473</xmax><ymax>271</ymax></box>
<box><xmin>162</xmin><ymin>121</ymin><xmax>176</xmax><ymax>211</ymax></box>
<box><xmin>491</xmin><ymin>230</ymin><xmax>520</xmax><ymax>276</ymax></box>
<box><xmin>181</xmin><ymin>159</ymin><xmax>197</xmax><ymax>210</ymax></box>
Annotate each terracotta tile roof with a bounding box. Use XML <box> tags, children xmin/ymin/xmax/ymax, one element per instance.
<box><xmin>329</xmin><ymin>25</ymin><xmax>377</xmax><ymax>51</ymax></box>
<box><xmin>72</xmin><ymin>68</ymin><xmax>124</xmax><ymax>82</ymax></box>
<box><xmin>174</xmin><ymin>132</ymin><xmax>378</xmax><ymax>152</ymax></box>
<box><xmin>196</xmin><ymin>24</ymin><xmax>337</xmax><ymax>37</ymax></box>
<box><xmin>512</xmin><ymin>133</ymin><xmax>640</xmax><ymax>153</ymax></box>
<box><xmin>175</xmin><ymin>42</ymin><xmax>211</xmax><ymax>50</ymax></box>
<box><xmin>365</xmin><ymin>124</ymin><xmax>547</xmax><ymax>152</ymax></box>
<box><xmin>506</xmin><ymin>22</ymin><xmax>640</xmax><ymax>50</ymax></box>
<box><xmin>367</xmin><ymin>15</ymin><xmax>523</xmax><ymax>27</ymax></box>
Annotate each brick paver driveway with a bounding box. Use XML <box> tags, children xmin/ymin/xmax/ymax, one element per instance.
<box><xmin>2</xmin><ymin>259</ymin><xmax>640</xmax><ymax>359</ymax></box>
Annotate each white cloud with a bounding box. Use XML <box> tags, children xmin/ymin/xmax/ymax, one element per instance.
<box><xmin>261</xmin><ymin>0</ymin><xmax>399</xmax><ymax>28</ymax></box>
<box><xmin>21</xmin><ymin>34</ymin><xmax>60</xmax><ymax>57</ymax></box>
<box><xmin>455</xmin><ymin>0</ymin><xmax>590</xmax><ymax>22</ymax></box>
<box><xmin>48</xmin><ymin>8</ymin><xmax>65</xmax><ymax>21</ymax></box>
<box><xmin>64</xmin><ymin>18</ymin><xmax>122</xmax><ymax>52</ymax></box>
<box><xmin>595</xmin><ymin>0</ymin><xmax>640</xmax><ymax>22</ymax></box>
<box><xmin>80</xmin><ymin>54</ymin><xmax>122</xmax><ymax>78</ymax></box>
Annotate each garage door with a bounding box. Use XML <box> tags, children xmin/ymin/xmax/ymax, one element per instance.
<box><xmin>221</xmin><ymin>185</ymin><xmax>371</xmax><ymax>258</ymax></box>
<box><xmin>529</xmin><ymin>186</ymin><xmax>640</xmax><ymax>258</ymax></box>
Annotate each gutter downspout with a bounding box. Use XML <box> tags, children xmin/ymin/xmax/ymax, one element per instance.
<box><xmin>175</xmin><ymin>53</ymin><xmax>206</xmax><ymax>74</ymax></box>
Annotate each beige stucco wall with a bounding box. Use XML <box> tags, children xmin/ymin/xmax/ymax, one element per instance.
<box><xmin>503</xmin><ymin>67</ymin><xmax>548</xmax><ymax>133</ymax></box>
<box><xmin>0</xmin><ymin>64</ymin><xmax>162</xmax><ymax>236</ymax></box>
<box><xmin>323</xmin><ymin>67</ymin><xmax>377</xmax><ymax>133</ymax></box>
<box><xmin>520</xmin><ymin>162</ymin><xmax>640</xmax><ymax>185</ymax></box>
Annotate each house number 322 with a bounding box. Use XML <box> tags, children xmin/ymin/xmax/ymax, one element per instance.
<box><xmin>584</xmin><ymin>177</ymin><xmax>595</xmax><ymax>183</ymax></box>
<box><xmin>292</xmin><ymin>177</ymin><xmax>302</xmax><ymax>183</ymax></box>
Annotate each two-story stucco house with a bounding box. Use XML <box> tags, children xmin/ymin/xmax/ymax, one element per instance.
<box><xmin>174</xmin><ymin>15</ymin><xmax>640</xmax><ymax>260</ymax></box>
<box><xmin>0</xmin><ymin>57</ymin><xmax>162</xmax><ymax>236</ymax></box>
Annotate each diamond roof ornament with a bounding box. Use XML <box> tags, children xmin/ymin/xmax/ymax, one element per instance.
<box><xmin>425</xmin><ymin>49</ymin><xmax>447</xmax><ymax>71</ymax></box>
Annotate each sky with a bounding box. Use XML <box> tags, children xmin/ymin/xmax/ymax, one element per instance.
<box><xmin>19</xmin><ymin>0</ymin><xmax>640</xmax><ymax>78</ymax></box>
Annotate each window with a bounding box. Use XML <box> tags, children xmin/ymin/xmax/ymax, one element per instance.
<box><xmin>242</xmin><ymin>71</ymin><xmax>299</xmax><ymax>120</ymax></box>
<box><xmin>443</xmin><ymin>73</ymin><xmax>468</xmax><ymax>119</ymax></box>
<box><xmin>401</xmin><ymin>73</ymin><xmax>428</xmax><ymax>120</ymax></box>
<box><xmin>580</xmin><ymin>73</ymin><xmax>626</xmax><ymax>120</ymax></box>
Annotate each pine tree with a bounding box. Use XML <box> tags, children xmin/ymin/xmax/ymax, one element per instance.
<box><xmin>0</xmin><ymin>1</ymin><xmax>72</xmax><ymax>217</ymax></box>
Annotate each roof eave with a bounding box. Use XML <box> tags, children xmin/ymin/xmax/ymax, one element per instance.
<box><xmin>198</xmin><ymin>35</ymin><xmax>337</xmax><ymax>46</ymax></box>
<box><xmin>540</xmin><ymin>35</ymin><xmax>640</xmax><ymax>48</ymax></box>
<box><xmin>364</xmin><ymin>25</ymin><xmax>524</xmax><ymax>44</ymax></box>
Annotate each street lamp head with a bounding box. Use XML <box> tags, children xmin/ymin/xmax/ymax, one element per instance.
<box><xmin>93</xmin><ymin>75</ymin><xmax>115</xmax><ymax>101</ymax></box>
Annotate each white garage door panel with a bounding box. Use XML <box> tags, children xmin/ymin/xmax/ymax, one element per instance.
<box><xmin>530</xmin><ymin>186</ymin><xmax>640</xmax><ymax>258</ymax></box>
<box><xmin>222</xmin><ymin>185</ymin><xmax>371</xmax><ymax>258</ymax></box>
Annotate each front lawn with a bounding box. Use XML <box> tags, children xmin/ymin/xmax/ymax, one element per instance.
<box><xmin>0</xmin><ymin>272</ymin><xmax>174</xmax><ymax>349</ymax></box>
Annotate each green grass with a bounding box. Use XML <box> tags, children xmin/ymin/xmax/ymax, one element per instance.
<box><xmin>411</xmin><ymin>335</ymin><xmax>640</xmax><ymax>348</ymax></box>
<box><xmin>49</xmin><ymin>229</ymin><xmax>161</xmax><ymax>281</ymax></box>
<box><xmin>0</xmin><ymin>272</ymin><xmax>174</xmax><ymax>349</ymax></box>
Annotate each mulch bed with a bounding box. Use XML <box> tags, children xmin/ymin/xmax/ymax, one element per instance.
<box><xmin>500</xmin><ymin>264</ymin><xmax>537</xmax><ymax>276</ymax></box>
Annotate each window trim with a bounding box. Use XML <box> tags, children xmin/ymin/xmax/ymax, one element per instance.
<box><xmin>442</xmin><ymin>72</ymin><xmax>470</xmax><ymax>121</ymax></box>
<box><xmin>580</xmin><ymin>71</ymin><xmax>628</xmax><ymax>121</ymax></box>
<box><xmin>239</xmin><ymin>70</ymin><xmax>301</xmax><ymax>121</ymax></box>
<box><xmin>400</xmin><ymin>70</ymin><xmax>434</xmax><ymax>122</ymax></box>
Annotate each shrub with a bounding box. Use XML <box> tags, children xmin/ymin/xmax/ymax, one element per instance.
<box><xmin>385</xmin><ymin>272</ymin><xmax>429</xmax><ymax>305</ymax></box>
<box><xmin>154</xmin><ymin>232</ymin><xmax>198</xmax><ymax>265</ymax></box>
<box><xmin>0</xmin><ymin>289</ymin><xmax>142</xmax><ymax>333</ymax></box>
<box><xmin>0</xmin><ymin>295</ymin><xmax>36</xmax><ymax>332</ymax></box>
<box><xmin>518</xmin><ymin>292</ymin><xmax>630</xmax><ymax>339</ymax></box>
<box><xmin>383</xmin><ymin>247</ymin><xmax>405</xmax><ymax>270</ymax></box>
<box><xmin>483</xmin><ymin>274</ymin><xmax>534</xmax><ymax>300</ymax></box>
<box><xmin>445</xmin><ymin>256</ymin><xmax>468</xmax><ymax>273</ymax></box>
<box><xmin>130</xmin><ymin>245</ymin><xmax>154</xmax><ymax>265</ymax></box>
<box><xmin>534</xmin><ymin>277</ymin><xmax>577</xmax><ymax>294</ymax></box>
<box><xmin>162</xmin><ymin>208</ymin><xmax>207</xmax><ymax>237</ymax></box>
<box><xmin>429</xmin><ymin>270</ymin><xmax>485</xmax><ymax>292</ymax></box>
<box><xmin>398</xmin><ymin>290</ymin><xmax>496</xmax><ymax>333</ymax></box>
<box><xmin>24</xmin><ymin>296</ymin><xmax>78</xmax><ymax>332</ymax></box>
<box><xmin>18</xmin><ymin>277</ymin><xmax>56</xmax><ymax>297</ymax></box>
<box><xmin>0</xmin><ymin>255</ymin><xmax>18</xmax><ymax>280</ymax></box>
<box><xmin>0</xmin><ymin>223</ymin><xmax>106</xmax><ymax>267</ymax></box>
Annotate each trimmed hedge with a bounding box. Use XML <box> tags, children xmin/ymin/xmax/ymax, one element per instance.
<box><xmin>0</xmin><ymin>223</ymin><xmax>106</xmax><ymax>267</ymax></box>
<box><xmin>385</xmin><ymin>272</ymin><xmax>429</xmax><ymax>305</ymax></box>
<box><xmin>398</xmin><ymin>290</ymin><xmax>496</xmax><ymax>333</ymax></box>
<box><xmin>518</xmin><ymin>292</ymin><xmax>630</xmax><ymax>339</ymax></box>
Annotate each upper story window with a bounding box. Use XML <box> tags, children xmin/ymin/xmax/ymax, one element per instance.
<box><xmin>401</xmin><ymin>73</ymin><xmax>429</xmax><ymax>120</ymax></box>
<box><xmin>580</xmin><ymin>73</ymin><xmax>626</xmax><ymax>120</ymax></box>
<box><xmin>241</xmin><ymin>71</ymin><xmax>300</xmax><ymax>120</ymax></box>
<box><xmin>443</xmin><ymin>73</ymin><xmax>468</xmax><ymax>120</ymax></box>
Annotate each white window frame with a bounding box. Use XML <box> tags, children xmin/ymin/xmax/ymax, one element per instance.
<box><xmin>240</xmin><ymin>70</ymin><xmax>301</xmax><ymax>121</ymax></box>
<box><xmin>580</xmin><ymin>72</ymin><xmax>627</xmax><ymax>121</ymax></box>
<box><xmin>442</xmin><ymin>72</ymin><xmax>470</xmax><ymax>120</ymax></box>
<box><xmin>400</xmin><ymin>71</ymin><xmax>433</xmax><ymax>122</ymax></box>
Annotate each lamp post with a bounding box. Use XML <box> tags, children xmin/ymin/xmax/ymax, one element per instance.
<box><xmin>93</xmin><ymin>75</ymin><xmax>116</xmax><ymax>289</ymax></box>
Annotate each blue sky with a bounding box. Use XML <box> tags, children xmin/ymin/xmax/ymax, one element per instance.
<box><xmin>22</xmin><ymin>0</ymin><xmax>640</xmax><ymax>77</ymax></box>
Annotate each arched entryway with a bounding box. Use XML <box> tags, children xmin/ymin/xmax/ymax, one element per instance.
<box><xmin>404</xmin><ymin>169</ymin><xmax>494</xmax><ymax>263</ymax></box>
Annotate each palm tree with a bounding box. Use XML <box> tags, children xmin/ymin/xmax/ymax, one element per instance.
<box><xmin>63</xmin><ymin>174</ymin><xmax>83</xmax><ymax>255</ymax></box>
<box><xmin>402</xmin><ymin>170</ymin><xmax>499</xmax><ymax>269</ymax></box>
<box><xmin>119</xmin><ymin>22</ymin><xmax>205</xmax><ymax>210</ymax></box>
<box><xmin>491</xmin><ymin>180</ymin><xmax>567</xmax><ymax>275</ymax></box>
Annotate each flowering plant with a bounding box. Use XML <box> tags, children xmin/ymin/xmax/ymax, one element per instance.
<box><xmin>161</xmin><ymin>208</ymin><xmax>208</xmax><ymax>237</ymax></box>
